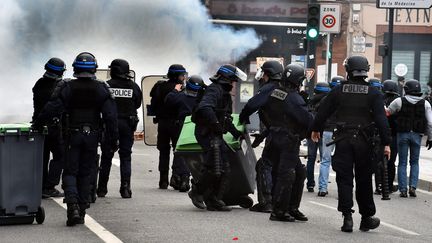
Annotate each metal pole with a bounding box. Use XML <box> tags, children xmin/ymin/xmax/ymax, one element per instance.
<box><xmin>306</xmin><ymin>0</ymin><xmax>317</xmax><ymax>97</ymax></box>
<box><xmin>387</xmin><ymin>9</ymin><xmax>394</xmax><ymax>80</ymax></box>
<box><xmin>327</xmin><ymin>34</ymin><xmax>333</xmax><ymax>83</ymax></box>
<box><xmin>325</xmin><ymin>34</ymin><xmax>330</xmax><ymax>82</ymax></box>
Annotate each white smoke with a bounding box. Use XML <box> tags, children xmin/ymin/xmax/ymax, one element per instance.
<box><xmin>0</xmin><ymin>0</ymin><xmax>261</xmax><ymax>123</ymax></box>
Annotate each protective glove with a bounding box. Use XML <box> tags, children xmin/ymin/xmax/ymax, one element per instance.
<box><xmin>211</xmin><ymin>122</ymin><xmax>224</xmax><ymax>135</ymax></box>
<box><xmin>426</xmin><ymin>140</ymin><xmax>432</xmax><ymax>150</ymax></box>
<box><xmin>231</xmin><ymin>129</ymin><xmax>244</xmax><ymax>140</ymax></box>
<box><xmin>239</xmin><ymin>112</ymin><xmax>250</xmax><ymax>124</ymax></box>
<box><xmin>30</xmin><ymin>121</ymin><xmax>43</xmax><ymax>132</ymax></box>
<box><xmin>251</xmin><ymin>133</ymin><xmax>265</xmax><ymax>148</ymax></box>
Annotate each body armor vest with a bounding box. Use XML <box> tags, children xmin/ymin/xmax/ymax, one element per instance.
<box><xmin>396</xmin><ymin>97</ymin><xmax>426</xmax><ymax>133</ymax></box>
<box><xmin>261</xmin><ymin>88</ymin><xmax>298</xmax><ymax>131</ymax></box>
<box><xmin>107</xmin><ymin>78</ymin><xmax>136</xmax><ymax>118</ymax></box>
<box><xmin>68</xmin><ymin>79</ymin><xmax>101</xmax><ymax>128</ymax></box>
<box><xmin>334</xmin><ymin>82</ymin><xmax>373</xmax><ymax>126</ymax></box>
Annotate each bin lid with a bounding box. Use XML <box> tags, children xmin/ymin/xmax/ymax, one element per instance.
<box><xmin>0</xmin><ymin>123</ymin><xmax>32</xmax><ymax>133</ymax></box>
<box><xmin>176</xmin><ymin>114</ymin><xmax>244</xmax><ymax>152</ymax></box>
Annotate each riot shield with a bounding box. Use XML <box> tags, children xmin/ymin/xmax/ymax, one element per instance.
<box><xmin>95</xmin><ymin>69</ymin><xmax>136</xmax><ymax>82</ymax></box>
<box><xmin>141</xmin><ymin>75</ymin><xmax>167</xmax><ymax>146</ymax></box>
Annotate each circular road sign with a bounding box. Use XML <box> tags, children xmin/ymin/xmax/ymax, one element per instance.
<box><xmin>322</xmin><ymin>14</ymin><xmax>336</xmax><ymax>28</ymax></box>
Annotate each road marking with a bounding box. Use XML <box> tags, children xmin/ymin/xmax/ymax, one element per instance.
<box><xmin>133</xmin><ymin>153</ymin><xmax>152</xmax><ymax>156</ymax></box>
<box><xmin>308</xmin><ymin>201</ymin><xmax>420</xmax><ymax>236</ymax></box>
<box><xmin>52</xmin><ymin>197</ymin><xmax>124</xmax><ymax>243</ymax></box>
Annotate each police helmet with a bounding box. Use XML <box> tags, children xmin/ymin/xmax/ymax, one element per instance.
<box><xmin>72</xmin><ymin>52</ymin><xmax>98</xmax><ymax>78</ymax></box>
<box><xmin>282</xmin><ymin>64</ymin><xmax>306</xmax><ymax>88</ymax></box>
<box><xmin>210</xmin><ymin>64</ymin><xmax>247</xmax><ymax>84</ymax></box>
<box><xmin>330</xmin><ymin>76</ymin><xmax>344</xmax><ymax>88</ymax></box>
<box><xmin>256</xmin><ymin>60</ymin><xmax>284</xmax><ymax>81</ymax></box>
<box><xmin>185</xmin><ymin>75</ymin><xmax>206</xmax><ymax>97</ymax></box>
<box><xmin>167</xmin><ymin>64</ymin><xmax>187</xmax><ymax>80</ymax></box>
<box><xmin>344</xmin><ymin>56</ymin><xmax>370</xmax><ymax>78</ymax></box>
<box><xmin>109</xmin><ymin>59</ymin><xmax>132</xmax><ymax>80</ymax></box>
<box><xmin>369</xmin><ymin>77</ymin><xmax>383</xmax><ymax>90</ymax></box>
<box><xmin>314</xmin><ymin>82</ymin><xmax>331</xmax><ymax>94</ymax></box>
<box><xmin>44</xmin><ymin>57</ymin><xmax>66</xmax><ymax>79</ymax></box>
<box><xmin>382</xmin><ymin>80</ymin><xmax>399</xmax><ymax>95</ymax></box>
<box><xmin>404</xmin><ymin>79</ymin><xmax>422</xmax><ymax>96</ymax></box>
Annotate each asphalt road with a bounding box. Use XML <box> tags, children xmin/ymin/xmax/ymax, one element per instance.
<box><xmin>1</xmin><ymin>142</ymin><xmax>431</xmax><ymax>243</ymax></box>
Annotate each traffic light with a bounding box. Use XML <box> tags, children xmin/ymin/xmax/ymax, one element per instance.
<box><xmin>306</xmin><ymin>3</ymin><xmax>320</xmax><ymax>41</ymax></box>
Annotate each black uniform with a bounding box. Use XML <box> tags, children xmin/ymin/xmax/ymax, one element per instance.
<box><xmin>239</xmin><ymin>80</ymin><xmax>279</xmax><ymax>210</ymax></box>
<box><xmin>36</xmin><ymin>78</ymin><xmax>118</xmax><ymax>223</ymax></box>
<box><xmin>192</xmin><ymin>82</ymin><xmax>242</xmax><ymax>210</ymax></box>
<box><xmin>150</xmin><ymin>78</ymin><xmax>183</xmax><ymax>187</ymax></box>
<box><xmin>164</xmin><ymin>89</ymin><xmax>198</xmax><ymax>177</ymax></box>
<box><xmin>32</xmin><ymin>76</ymin><xmax>64</xmax><ymax>196</ymax></box>
<box><xmin>99</xmin><ymin>77</ymin><xmax>141</xmax><ymax>196</ymax></box>
<box><xmin>312</xmin><ymin>80</ymin><xmax>391</xmax><ymax>218</ymax></box>
<box><xmin>260</xmin><ymin>86</ymin><xmax>312</xmax><ymax>220</ymax></box>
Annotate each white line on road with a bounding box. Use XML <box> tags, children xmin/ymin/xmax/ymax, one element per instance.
<box><xmin>52</xmin><ymin>198</ymin><xmax>124</xmax><ymax>243</ymax></box>
<box><xmin>308</xmin><ymin>201</ymin><xmax>420</xmax><ymax>236</ymax></box>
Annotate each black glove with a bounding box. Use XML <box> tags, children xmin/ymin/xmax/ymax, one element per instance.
<box><xmin>239</xmin><ymin>113</ymin><xmax>250</xmax><ymax>124</ymax></box>
<box><xmin>31</xmin><ymin>121</ymin><xmax>43</xmax><ymax>132</ymax></box>
<box><xmin>211</xmin><ymin>122</ymin><xmax>224</xmax><ymax>135</ymax></box>
<box><xmin>426</xmin><ymin>140</ymin><xmax>432</xmax><ymax>150</ymax></box>
<box><xmin>231</xmin><ymin>129</ymin><xmax>244</xmax><ymax>140</ymax></box>
<box><xmin>251</xmin><ymin>133</ymin><xmax>265</xmax><ymax>148</ymax></box>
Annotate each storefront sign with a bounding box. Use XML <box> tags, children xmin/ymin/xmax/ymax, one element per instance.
<box><xmin>210</xmin><ymin>1</ymin><xmax>307</xmax><ymax>18</ymax></box>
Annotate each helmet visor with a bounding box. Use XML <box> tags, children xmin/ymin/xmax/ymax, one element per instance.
<box><xmin>235</xmin><ymin>67</ymin><xmax>247</xmax><ymax>82</ymax></box>
<box><xmin>255</xmin><ymin>69</ymin><xmax>264</xmax><ymax>81</ymax></box>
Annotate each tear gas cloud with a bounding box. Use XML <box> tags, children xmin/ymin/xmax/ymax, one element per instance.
<box><xmin>0</xmin><ymin>0</ymin><xmax>261</xmax><ymax>123</ymax></box>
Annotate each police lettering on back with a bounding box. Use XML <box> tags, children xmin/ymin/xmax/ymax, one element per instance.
<box><xmin>342</xmin><ymin>84</ymin><xmax>368</xmax><ymax>94</ymax></box>
<box><xmin>110</xmin><ymin>88</ymin><xmax>133</xmax><ymax>98</ymax></box>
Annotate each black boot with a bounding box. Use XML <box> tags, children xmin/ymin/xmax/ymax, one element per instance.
<box><xmin>341</xmin><ymin>213</ymin><xmax>353</xmax><ymax>233</ymax></box>
<box><xmin>409</xmin><ymin>187</ymin><xmax>417</xmax><ymax>197</ymax></box>
<box><xmin>120</xmin><ymin>179</ymin><xmax>132</xmax><ymax>198</ymax></box>
<box><xmin>289</xmin><ymin>209</ymin><xmax>308</xmax><ymax>221</ymax></box>
<box><xmin>159</xmin><ymin>171</ymin><xmax>169</xmax><ymax>189</ymax></box>
<box><xmin>169</xmin><ymin>174</ymin><xmax>181</xmax><ymax>190</ymax></box>
<box><xmin>179</xmin><ymin>175</ymin><xmax>190</xmax><ymax>192</ymax></box>
<box><xmin>249</xmin><ymin>203</ymin><xmax>272</xmax><ymax>213</ymax></box>
<box><xmin>66</xmin><ymin>203</ymin><xmax>81</xmax><ymax>227</ymax></box>
<box><xmin>97</xmin><ymin>177</ymin><xmax>108</xmax><ymax>198</ymax></box>
<box><xmin>360</xmin><ymin>216</ymin><xmax>380</xmax><ymax>232</ymax></box>
<box><xmin>77</xmin><ymin>204</ymin><xmax>87</xmax><ymax>224</ymax></box>
<box><xmin>188</xmin><ymin>180</ymin><xmax>206</xmax><ymax>209</ymax></box>
<box><xmin>269</xmin><ymin>211</ymin><xmax>295</xmax><ymax>222</ymax></box>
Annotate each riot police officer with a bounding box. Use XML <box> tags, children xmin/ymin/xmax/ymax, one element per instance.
<box><xmin>32</xmin><ymin>57</ymin><xmax>66</xmax><ymax>198</ymax></box>
<box><xmin>369</xmin><ymin>77</ymin><xmax>383</xmax><ymax>91</ymax></box>
<box><xmin>164</xmin><ymin>75</ymin><xmax>206</xmax><ymax>192</ymax></box>
<box><xmin>188</xmin><ymin>64</ymin><xmax>245</xmax><ymax>211</ymax></box>
<box><xmin>382</xmin><ymin>80</ymin><xmax>400</xmax><ymax>192</ymax></box>
<box><xmin>257</xmin><ymin>64</ymin><xmax>312</xmax><ymax>222</ymax></box>
<box><xmin>239</xmin><ymin>60</ymin><xmax>285</xmax><ymax>213</ymax></box>
<box><xmin>311</xmin><ymin>56</ymin><xmax>391</xmax><ymax>232</ymax></box>
<box><xmin>97</xmin><ymin>59</ymin><xmax>142</xmax><ymax>199</ymax></box>
<box><xmin>34</xmin><ymin>52</ymin><xmax>118</xmax><ymax>227</ymax></box>
<box><xmin>150</xmin><ymin>64</ymin><xmax>188</xmax><ymax>189</ymax></box>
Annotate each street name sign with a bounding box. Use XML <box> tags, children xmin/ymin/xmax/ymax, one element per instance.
<box><xmin>377</xmin><ymin>0</ymin><xmax>432</xmax><ymax>9</ymax></box>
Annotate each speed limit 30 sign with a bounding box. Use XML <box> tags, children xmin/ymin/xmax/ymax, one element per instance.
<box><xmin>320</xmin><ymin>4</ymin><xmax>341</xmax><ymax>33</ymax></box>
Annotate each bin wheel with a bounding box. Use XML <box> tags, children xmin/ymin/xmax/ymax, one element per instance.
<box><xmin>36</xmin><ymin>206</ymin><xmax>45</xmax><ymax>224</ymax></box>
<box><xmin>238</xmin><ymin>196</ymin><xmax>254</xmax><ymax>209</ymax></box>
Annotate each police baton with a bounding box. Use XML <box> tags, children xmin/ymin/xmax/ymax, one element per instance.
<box><xmin>381</xmin><ymin>155</ymin><xmax>391</xmax><ymax>200</ymax></box>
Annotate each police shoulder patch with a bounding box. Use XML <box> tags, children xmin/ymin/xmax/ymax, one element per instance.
<box><xmin>342</xmin><ymin>84</ymin><xmax>369</xmax><ymax>94</ymax></box>
<box><xmin>271</xmin><ymin>89</ymin><xmax>288</xmax><ymax>100</ymax></box>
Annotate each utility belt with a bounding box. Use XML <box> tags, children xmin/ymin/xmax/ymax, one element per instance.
<box><xmin>326</xmin><ymin>123</ymin><xmax>375</xmax><ymax>146</ymax></box>
<box><xmin>269</xmin><ymin>126</ymin><xmax>300</xmax><ymax>139</ymax></box>
<box><xmin>68</xmin><ymin>124</ymin><xmax>100</xmax><ymax>135</ymax></box>
<box><xmin>119</xmin><ymin>115</ymin><xmax>140</xmax><ymax>131</ymax></box>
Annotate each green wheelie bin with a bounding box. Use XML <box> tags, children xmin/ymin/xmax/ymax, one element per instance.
<box><xmin>0</xmin><ymin>123</ymin><xmax>46</xmax><ymax>225</ymax></box>
<box><xmin>175</xmin><ymin>115</ymin><xmax>257</xmax><ymax>208</ymax></box>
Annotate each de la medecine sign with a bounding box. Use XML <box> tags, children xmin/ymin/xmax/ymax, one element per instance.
<box><xmin>377</xmin><ymin>0</ymin><xmax>432</xmax><ymax>9</ymax></box>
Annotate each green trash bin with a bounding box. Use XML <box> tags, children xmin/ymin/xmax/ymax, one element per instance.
<box><xmin>0</xmin><ymin>123</ymin><xmax>46</xmax><ymax>225</ymax></box>
<box><xmin>175</xmin><ymin>115</ymin><xmax>257</xmax><ymax>208</ymax></box>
